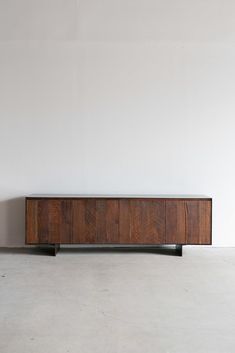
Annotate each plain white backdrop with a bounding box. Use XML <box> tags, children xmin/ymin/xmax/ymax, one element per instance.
<box><xmin>0</xmin><ymin>0</ymin><xmax>235</xmax><ymax>246</ymax></box>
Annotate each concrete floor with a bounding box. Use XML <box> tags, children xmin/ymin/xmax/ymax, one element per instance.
<box><xmin>0</xmin><ymin>247</ymin><xmax>235</xmax><ymax>353</ymax></box>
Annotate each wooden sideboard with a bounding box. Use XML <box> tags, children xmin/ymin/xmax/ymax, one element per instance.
<box><xmin>25</xmin><ymin>195</ymin><xmax>212</xmax><ymax>256</ymax></box>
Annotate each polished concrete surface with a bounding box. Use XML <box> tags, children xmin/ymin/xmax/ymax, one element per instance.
<box><xmin>0</xmin><ymin>247</ymin><xmax>234</xmax><ymax>353</ymax></box>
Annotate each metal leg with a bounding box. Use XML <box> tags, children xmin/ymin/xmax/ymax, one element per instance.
<box><xmin>52</xmin><ymin>244</ymin><xmax>60</xmax><ymax>256</ymax></box>
<box><xmin>176</xmin><ymin>244</ymin><xmax>183</xmax><ymax>256</ymax></box>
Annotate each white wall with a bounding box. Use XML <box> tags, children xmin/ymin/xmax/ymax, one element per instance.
<box><xmin>0</xmin><ymin>0</ymin><xmax>235</xmax><ymax>246</ymax></box>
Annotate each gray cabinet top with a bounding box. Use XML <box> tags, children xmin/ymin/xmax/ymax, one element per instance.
<box><xmin>27</xmin><ymin>194</ymin><xmax>211</xmax><ymax>199</ymax></box>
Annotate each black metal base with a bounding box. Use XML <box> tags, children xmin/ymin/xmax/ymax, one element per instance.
<box><xmin>175</xmin><ymin>244</ymin><xmax>183</xmax><ymax>256</ymax></box>
<box><xmin>50</xmin><ymin>244</ymin><xmax>60</xmax><ymax>256</ymax></box>
<box><xmin>42</xmin><ymin>244</ymin><xmax>183</xmax><ymax>257</ymax></box>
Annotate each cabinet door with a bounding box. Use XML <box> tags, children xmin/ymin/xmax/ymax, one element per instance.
<box><xmin>72</xmin><ymin>199</ymin><xmax>119</xmax><ymax>244</ymax></box>
<box><xmin>26</xmin><ymin>199</ymin><xmax>73</xmax><ymax>244</ymax></box>
<box><xmin>71</xmin><ymin>199</ymin><xmax>96</xmax><ymax>243</ymax></box>
<box><xmin>185</xmin><ymin>200</ymin><xmax>212</xmax><ymax>244</ymax></box>
<box><xmin>96</xmin><ymin>199</ymin><xmax>119</xmax><ymax>243</ymax></box>
<box><xmin>166</xmin><ymin>200</ymin><xmax>186</xmax><ymax>244</ymax></box>
<box><xmin>119</xmin><ymin>199</ymin><xmax>165</xmax><ymax>244</ymax></box>
<box><xmin>26</xmin><ymin>199</ymin><xmax>50</xmax><ymax>244</ymax></box>
<box><xmin>38</xmin><ymin>199</ymin><xmax>73</xmax><ymax>244</ymax></box>
<box><xmin>47</xmin><ymin>200</ymin><xmax>72</xmax><ymax>243</ymax></box>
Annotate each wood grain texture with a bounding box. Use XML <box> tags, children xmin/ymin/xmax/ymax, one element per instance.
<box><xmin>71</xmin><ymin>199</ymin><xmax>119</xmax><ymax>243</ymax></box>
<box><xmin>37</xmin><ymin>200</ymin><xmax>49</xmax><ymax>243</ymax></box>
<box><xmin>72</xmin><ymin>199</ymin><xmax>85</xmax><ymax>243</ymax></box>
<box><xmin>47</xmin><ymin>200</ymin><xmax>61</xmax><ymax>243</ymax></box>
<box><xmin>185</xmin><ymin>200</ymin><xmax>212</xmax><ymax>244</ymax></box>
<box><xmin>96</xmin><ymin>199</ymin><xmax>106</xmax><ymax>242</ymax></box>
<box><xmin>84</xmin><ymin>199</ymin><xmax>97</xmax><ymax>243</ymax></box>
<box><xmin>25</xmin><ymin>197</ymin><xmax>212</xmax><ymax>245</ymax></box>
<box><xmin>105</xmin><ymin>199</ymin><xmax>119</xmax><ymax>243</ymax></box>
<box><xmin>166</xmin><ymin>201</ymin><xmax>186</xmax><ymax>244</ymax></box>
<box><xmin>129</xmin><ymin>200</ymin><xmax>165</xmax><ymax>244</ymax></box>
<box><xmin>60</xmin><ymin>200</ymin><xmax>72</xmax><ymax>243</ymax></box>
<box><xmin>119</xmin><ymin>199</ymin><xmax>131</xmax><ymax>243</ymax></box>
<box><xmin>26</xmin><ymin>200</ymin><xmax>38</xmax><ymax>244</ymax></box>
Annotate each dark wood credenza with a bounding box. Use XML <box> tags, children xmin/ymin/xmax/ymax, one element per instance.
<box><xmin>25</xmin><ymin>195</ymin><xmax>212</xmax><ymax>256</ymax></box>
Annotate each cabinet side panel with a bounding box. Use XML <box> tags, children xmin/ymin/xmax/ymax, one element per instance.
<box><xmin>26</xmin><ymin>200</ymin><xmax>38</xmax><ymax>244</ymax></box>
<box><xmin>186</xmin><ymin>200</ymin><xmax>212</xmax><ymax>244</ymax></box>
<box><xmin>166</xmin><ymin>201</ymin><xmax>186</xmax><ymax>244</ymax></box>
